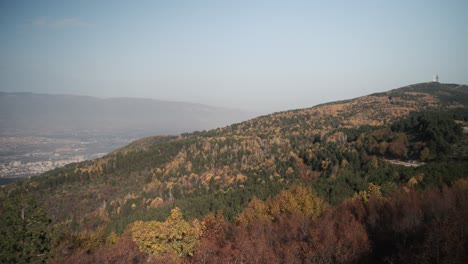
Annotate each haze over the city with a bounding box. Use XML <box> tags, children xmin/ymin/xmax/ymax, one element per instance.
<box><xmin>1</xmin><ymin>0</ymin><xmax>467</xmax><ymax>113</ymax></box>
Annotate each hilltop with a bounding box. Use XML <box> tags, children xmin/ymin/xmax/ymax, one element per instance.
<box><xmin>1</xmin><ymin>82</ymin><xmax>468</xmax><ymax>263</ymax></box>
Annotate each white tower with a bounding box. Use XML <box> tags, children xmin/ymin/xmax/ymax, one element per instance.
<box><xmin>432</xmin><ymin>74</ymin><xmax>439</xmax><ymax>83</ymax></box>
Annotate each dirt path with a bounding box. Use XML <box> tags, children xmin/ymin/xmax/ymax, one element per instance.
<box><xmin>384</xmin><ymin>159</ymin><xmax>425</xmax><ymax>167</ymax></box>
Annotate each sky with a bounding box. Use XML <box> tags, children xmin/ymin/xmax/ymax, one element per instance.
<box><xmin>1</xmin><ymin>0</ymin><xmax>467</xmax><ymax>113</ymax></box>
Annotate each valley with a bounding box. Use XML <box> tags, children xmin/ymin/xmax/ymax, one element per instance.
<box><xmin>0</xmin><ymin>92</ymin><xmax>254</xmax><ymax>180</ymax></box>
<box><xmin>0</xmin><ymin>132</ymin><xmax>129</xmax><ymax>179</ymax></box>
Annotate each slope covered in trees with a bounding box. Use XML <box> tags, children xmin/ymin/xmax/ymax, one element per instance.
<box><xmin>1</xmin><ymin>82</ymin><xmax>468</xmax><ymax>263</ymax></box>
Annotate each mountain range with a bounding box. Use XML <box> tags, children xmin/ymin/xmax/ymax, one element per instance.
<box><xmin>0</xmin><ymin>92</ymin><xmax>255</xmax><ymax>136</ymax></box>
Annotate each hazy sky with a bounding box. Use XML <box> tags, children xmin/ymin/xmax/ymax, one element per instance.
<box><xmin>1</xmin><ymin>0</ymin><xmax>467</xmax><ymax>113</ymax></box>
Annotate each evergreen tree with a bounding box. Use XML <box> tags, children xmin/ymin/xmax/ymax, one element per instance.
<box><xmin>0</xmin><ymin>191</ymin><xmax>51</xmax><ymax>263</ymax></box>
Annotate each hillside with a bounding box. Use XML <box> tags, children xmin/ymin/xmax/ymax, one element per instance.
<box><xmin>1</xmin><ymin>82</ymin><xmax>468</xmax><ymax>263</ymax></box>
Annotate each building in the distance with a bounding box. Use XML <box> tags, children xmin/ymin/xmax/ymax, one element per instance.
<box><xmin>433</xmin><ymin>74</ymin><xmax>439</xmax><ymax>83</ymax></box>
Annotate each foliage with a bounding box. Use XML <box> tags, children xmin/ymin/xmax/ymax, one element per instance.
<box><xmin>0</xmin><ymin>190</ymin><xmax>51</xmax><ymax>263</ymax></box>
<box><xmin>236</xmin><ymin>186</ymin><xmax>326</xmax><ymax>225</ymax></box>
<box><xmin>391</xmin><ymin>111</ymin><xmax>463</xmax><ymax>158</ymax></box>
<box><xmin>187</xmin><ymin>182</ymin><xmax>468</xmax><ymax>264</ymax></box>
<box><xmin>130</xmin><ymin>207</ymin><xmax>202</xmax><ymax>258</ymax></box>
<box><xmin>355</xmin><ymin>183</ymin><xmax>383</xmax><ymax>203</ymax></box>
<box><xmin>51</xmin><ymin>235</ymin><xmax>150</xmax><ymax>264</ymax></box>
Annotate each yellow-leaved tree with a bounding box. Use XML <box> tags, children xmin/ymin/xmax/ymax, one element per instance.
<box><xmin>130</xmin><ymin>207</ymin><xmax>202</xmax><ymax>258</ymax></box>
<box><xmin>356</xmin><ymin>183</ymin><xmax>383</xmax><ymax>203</ymax></box>
<box><xmin>235</xmin><ymin>197</ymin><xmax>272</xmax><ymax>225</ymax></box>
<box><xmin>269</xmin><ymin>185</ymin><xmax>326</xmax><ymax>219</ymax></box>
<box><xmin>236</xmin><ymin>186</ymin><xmax>326</xmax><ymax>225</ymax></box>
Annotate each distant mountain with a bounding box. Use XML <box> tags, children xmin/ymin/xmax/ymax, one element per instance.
<box><xmin>0</xmin><ymin>92</ymin><xmax>255</xmax><ymax>136</ymax></box>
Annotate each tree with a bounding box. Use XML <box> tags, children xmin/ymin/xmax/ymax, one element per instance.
<box><xmin>388</xmin><ymin>133</ymin><xmax>408</xmax><ymax>159</ymax></box>
<box><xmin>130</xmin><ymin>207</ymin><xmax>202</xmax><ymax>258</ymax></box>
<box><xmin>0</xmin><ymin>191</ymin><xmax>51</xmax><ymax>263</ymax></box>
<box><xmin>419</xmin><ymin>147</ymin><xmax>430</xmax><ymax>161</ymax></box>
<box><xmin>235</xmin><ymin>197</ymin><xmax>271</xmax><ymax>225</ymax></box>
<box><xmin>191</xmin><ymin>212</ymin><xmax>227</xmax><ymax>264</ymax></box>
<box><xmin>269</xmin><ymin>186</ymin><xmax>325</xmax><ymax>220</ymax></box>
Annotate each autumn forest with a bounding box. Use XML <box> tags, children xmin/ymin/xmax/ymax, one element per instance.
<box><xmin>1</xmin><ymin>82</ymin><xmax>468</xmax><ymax>263</ymax></box>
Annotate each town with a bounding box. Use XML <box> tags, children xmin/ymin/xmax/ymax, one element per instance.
<box><xmin>0</xmin><ymin>155</ymin><xmax>103</xmax><ymax>178</ymax></box>
<box><xmin>0</xmin><ymin>132</ymin><xmax>133</xmax><ymax>179</ymax></box>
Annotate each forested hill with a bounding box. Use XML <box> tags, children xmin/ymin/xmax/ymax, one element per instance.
<box><xmin>1</xmin><ymin>82</ymin><xmax>468</xmax><ymax>263</ymax></box>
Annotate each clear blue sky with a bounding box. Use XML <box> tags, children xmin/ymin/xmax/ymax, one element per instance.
<box><xmin>1</xmin><ymin>0</ymin><xmax>467</xmax><ymax>112</ymax></box>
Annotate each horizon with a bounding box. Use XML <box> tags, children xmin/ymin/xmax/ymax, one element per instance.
<box><xmin>1</xmin><ymin>80</ymin><xmax>464</xmax><ymax>115</ymax></box>
<box><xmin>1</xmin><ymin>1</ymin><xmax>467</xmax><ymax>113</ymax></box>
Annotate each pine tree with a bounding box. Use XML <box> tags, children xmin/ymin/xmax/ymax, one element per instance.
<box><xmin>0</xmin><ymin>191</ymin><xmax>51</xmax><ymax>263</ymax></box>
